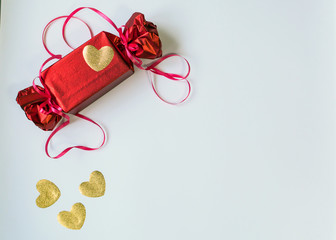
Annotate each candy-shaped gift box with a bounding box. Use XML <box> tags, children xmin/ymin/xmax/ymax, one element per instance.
<box><xmin>17</xmin><ymin>11</ymin><xmax>164</xmax><ymax>131</ymax></box>
<box><xmin>16</xmin><ymin>8</ymin><xmax>190</xmax><ymax>158</ymax></box>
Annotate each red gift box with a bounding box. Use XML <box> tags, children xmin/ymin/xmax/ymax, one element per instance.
<box><xmin>41</xmin><ymin>31</ymin><xmax>134</xmax><ymax>114</ymax></box>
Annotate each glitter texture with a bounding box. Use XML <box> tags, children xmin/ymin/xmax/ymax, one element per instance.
<box><xmin>83</xmin><ymin>45</ymin><xmax>114</xmax><ymax>72</ymax></box>
<box><xmin>36</xmin><ymin>179</ymin><xmax>61</xmax><ymax>208</ymax></box>
<box><xmin>57</xmin><ymin>203</ymin><xmax>86</xmax><ymax>230</ymax></box>
<box><xmin>79</xmin><ymin>171</ymin><xmax>105</xmax><ymax>198</ymax></box>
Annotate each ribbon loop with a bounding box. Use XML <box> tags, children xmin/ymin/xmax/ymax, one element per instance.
<box><xmin>43</xmin><ymin>16</ymin><xmax>93</xmax><ymax>57</ymax></box>
<box><xmin>45</xmin><ymin>113</ymin><xmax>106</xmax><ymax>159</ymax></box>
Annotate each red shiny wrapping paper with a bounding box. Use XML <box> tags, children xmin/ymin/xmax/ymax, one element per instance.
<box><xmin>41</xmin><ymin>31</ymin><xmax>134</xmax><ymax>114</ymax></box>
<box><xmin>16</xmin><ymin>86</ymin><xmax>62</xmax><ymax>130</ymax></box>
<box><xmin>124</xmin><ymin>12</ymin><xmax>162</xmax><ymax>59</ymax></box>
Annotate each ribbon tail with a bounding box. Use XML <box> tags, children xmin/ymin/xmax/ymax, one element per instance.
<box><xmin>45</xmin><ymin>113</ymin><xmax>106</xmax><ymax>159</ymax></box>
<box><xmin>144</xmin><ymin>54</ymin><xmax>191</xmax><ymax>104</ymax></box>
<box><xmin>148</xmin><ymin>70</ymin><xmax>191</xmax><ymax>105</ymax></box>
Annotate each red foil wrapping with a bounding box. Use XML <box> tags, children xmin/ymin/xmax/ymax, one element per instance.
<box><xmin>124</xmin><ymin>12</ymin><xmax>162</xmax><ymax>59</ymax></box>
<box><xmin>16</xmin><ymin>86</ymin><xmax>62</xmax><ymax>130</ymax></box>
<box><xmin>41</xmin><ymin>31</ymin><xmax>134</xmax><ymax>114</ymax></box>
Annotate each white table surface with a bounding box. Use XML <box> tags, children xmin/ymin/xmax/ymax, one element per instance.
<box><xmin>0</xmin><ymin>0</ymin><xmax>335</xmax><ymax>239</ymax></box>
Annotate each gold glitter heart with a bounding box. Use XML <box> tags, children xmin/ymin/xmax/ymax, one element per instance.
<box><xmin>79</xmin><ymin>171</ymin><xmax>105</xmax><ymax>198</ymax></box>
<box><xmin>83</xmin><ymin>45</ymin><xmax>114</xmax><ymax>72</ymax></box>
<box><xmin>36</xmin><ymin>179</ymin><xmax>61</xmax><ymax>208</ymax></box>
<box><xmin>57</xmin><ymin>203</ymin><xmax>86</xmax><ymax>230</ymax></box>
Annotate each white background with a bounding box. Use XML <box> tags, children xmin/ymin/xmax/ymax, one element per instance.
<box><xmin>0</xmin><ymin>0</ymin><xmax>335</xmax><ymax>239</ymax></box>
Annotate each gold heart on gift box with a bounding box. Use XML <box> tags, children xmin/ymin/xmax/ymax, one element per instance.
<box><xmin>83</xmin><ymin>45</ymin><xmax>114</xmax><ymax>71</ymax></box>
<box><xmin>79</xmin><ymin>170</ymin><xmax>106</xmax><ymax>198</ymax></box>
<box><xmin>57</xmin><ymin>203</ymin><xmax>86</xmax><ymax>230</ymax></box>
<box><xmin>36</xmin><ymin>179</ymin><xmax>61</xmax><ymax>208</ymax></box>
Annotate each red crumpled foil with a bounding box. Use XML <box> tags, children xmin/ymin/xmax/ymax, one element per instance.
<box><xmin>16</xmin><ymin>86</ymin><xmax>62</xmax><ymax>131</ymax></box>
<box><xmin>124</xmin><ymin>12</ymin><xmax>162</xmax><ymax>59</ymax></box>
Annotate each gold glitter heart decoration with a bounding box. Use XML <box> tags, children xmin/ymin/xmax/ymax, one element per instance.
<box><xmin>57</xmin><ymin>203</ymin><xmax>86</xmax><ymax>230</ymax></box>
<box><xmin>36</xmin><ymin>179</ymin><xmax>61</xmax><ymax>208</ymax></box>
<box><xmin>79</xmin><ymin>171</ymin><xmax>105</xmax><ymax>198</ymax></box>
<box><xmin>83</xmin><ymin>45</ymin><xmax>114</xmax><ymax>71</ymax></box>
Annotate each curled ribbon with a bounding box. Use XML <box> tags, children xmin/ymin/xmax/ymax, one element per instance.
<box><xmin>32</xmin><ymin>15</ymin><xmax>106</xmax><ymax>159</ymax></box>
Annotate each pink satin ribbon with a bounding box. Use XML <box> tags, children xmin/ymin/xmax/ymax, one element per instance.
<box><xmin>34</xmin><ymin>7</ymin><xmax>191</xmax><ymax>158</ymax></box>
<box><xmin>34</xmin><ymin>16</ymin><xmax>105</xmax><ymax>159</ymax></box>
